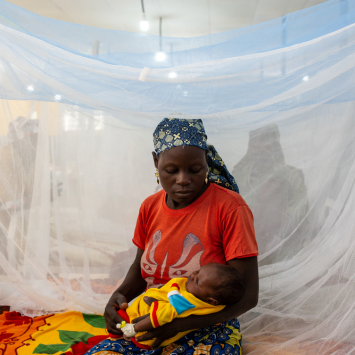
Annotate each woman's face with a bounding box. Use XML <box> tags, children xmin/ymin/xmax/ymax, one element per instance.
<box><xmin>153</xmin><ymin>145</ymin><xmax>208</xmax><ymax>209</ymax></box>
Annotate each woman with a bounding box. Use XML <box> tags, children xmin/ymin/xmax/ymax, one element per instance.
<box><xmin>86</xmin><ymin>118</ymin><xmax>259</xmax><ymax>355</ymax></box>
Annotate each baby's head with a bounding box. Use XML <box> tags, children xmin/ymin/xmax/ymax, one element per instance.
<box><xmin>186</xmin><ymin>263</ymin><xmax>245</xmax><ymax>306</ymax></box>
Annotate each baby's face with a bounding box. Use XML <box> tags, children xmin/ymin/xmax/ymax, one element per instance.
<box><xmin>186</xmin><ymin>264</ymin><xmax>220</xmax><ymax>304</ymax></box>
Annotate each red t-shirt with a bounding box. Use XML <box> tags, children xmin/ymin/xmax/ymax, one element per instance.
<box><xmin>133</xmin><ymin>183</ymin><xmax>258</xmax><ymax>289</ymax></box>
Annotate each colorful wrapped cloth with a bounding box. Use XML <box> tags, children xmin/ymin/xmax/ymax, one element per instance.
<box><xmin>153</xmin><ymin>118</ymin><xmax>239</xmax><ymax>193</ymax></box>
<box><xmin>84</xmin><ymin>318</ymin><xmax>242</xmax><ymax>355</ymax></box>
<box><xmin>3</xmin><ymin>311</ymin><xmax>353</xmax><ymax>354</ymax></box>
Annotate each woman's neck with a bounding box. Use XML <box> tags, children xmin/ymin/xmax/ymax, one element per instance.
<box><xmin>166</xmin><ymin>182</ymin><xmax>210</xmax><ymax>210</ymax></box>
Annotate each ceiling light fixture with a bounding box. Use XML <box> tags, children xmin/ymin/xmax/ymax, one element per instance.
<box><xmin>140</xmin><ymin>17</ymin><xmax>149</xmax><ymax>31</ymax></box>
<box><xmin>140</xmin><ymin>0</ymin><xmax>149</xmax><ymax>32</ymax></box>
<box><xmin>156</xmin><ymin>52</ymin><xmax>166</xmax><ymax>61</ymax></box>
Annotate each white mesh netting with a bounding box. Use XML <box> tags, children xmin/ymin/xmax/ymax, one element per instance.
<box><xmin>1</xmin><ymin>0</ymin><xmax>355</xmax><ymax>353</ymax></box>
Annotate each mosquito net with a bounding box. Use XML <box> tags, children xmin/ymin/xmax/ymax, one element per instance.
<box><xmin>1</xmin><ymin>0</ymin><xmax>355</xmax><ymax>353</ymax></box>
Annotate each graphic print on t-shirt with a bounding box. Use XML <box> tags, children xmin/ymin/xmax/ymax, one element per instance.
<box><xmin>141</xmin><ymin>230</ymin><xmax>204</xmax><ymax>288</ymax></box>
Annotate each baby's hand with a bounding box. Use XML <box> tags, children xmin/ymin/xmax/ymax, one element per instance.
<box><xmin>117</xmin><ymin>322</ymin><xmax>137</xmax><ymax>338</ymax></box>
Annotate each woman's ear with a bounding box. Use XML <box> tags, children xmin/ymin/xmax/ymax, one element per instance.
<box><xmin>206</xmin><ymin>297</ymin><xmax>219</xmax><ymax>306</ymax></box>
<box><xmin>152</xmin><ymin>151</ymin><xmax>159</xmax><ymax>169</ymax></box>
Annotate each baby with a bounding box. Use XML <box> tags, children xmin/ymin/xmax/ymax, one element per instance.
<box><xmin>109</xmin><ymin>263</ymin><xmax>245</xmax><ymax>348</ymax></box>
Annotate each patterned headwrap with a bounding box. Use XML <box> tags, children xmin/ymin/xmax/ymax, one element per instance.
<box><xmin>153</xmin><ymin>118</ymin><xmax>239</xmax><ymax>193</ymax></box>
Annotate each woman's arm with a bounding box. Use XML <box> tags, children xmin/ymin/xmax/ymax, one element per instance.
<box><xmin>104</xmin><ymin>247</ymin><xmax>146</xmax><ymax>335</ymax></box>
<box><xmin>136</xmin><ymin>256</ymin><xmax>259</xmax><ymax>348</ymax></box>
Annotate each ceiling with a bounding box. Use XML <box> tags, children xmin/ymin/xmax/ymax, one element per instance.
<box><xmin>6</xmin><ymin>0</ymin><xmax>329</xmax><ymax>37</ymax></box>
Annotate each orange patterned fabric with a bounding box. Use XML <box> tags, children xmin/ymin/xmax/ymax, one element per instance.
<box><xmin>0</xmin><ymin>311</ymin><xmax>49</xmax><ymax>354</ymax></box>
<box><xmin>0</xmin><ymin>311</ymin><xmax>108</xmax><ymax>355</ymax></box>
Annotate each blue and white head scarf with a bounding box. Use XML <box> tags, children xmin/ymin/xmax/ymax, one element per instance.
<box><xmin>153</xmin><ymin>118</ymin><xmax>239</xmax><ymax>193</ymax></box>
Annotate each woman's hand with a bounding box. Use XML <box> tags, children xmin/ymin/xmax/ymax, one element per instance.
<box><xmin>104</xmin><ymin>248</ymin><xmax>147</xmax><ymax>335</ymax></box>
<box><xmin>104</xmin><ymin>291</ymin><xmax>129</xmax><ymax>335</ymax></box>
